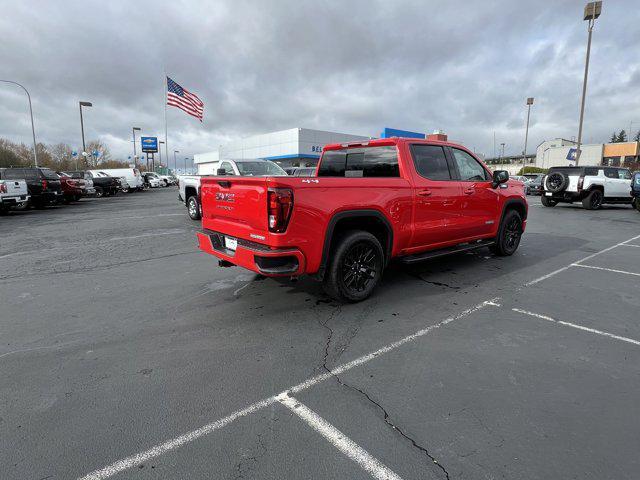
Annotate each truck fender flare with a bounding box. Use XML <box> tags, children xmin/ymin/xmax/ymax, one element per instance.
<box><xmin>317</xmin><ymin>209</ymin><xmax>394</xmax><ymax>280</ymax></box>
<box><xmin>499</xmin><ymin>198</ymin><xmax>528</xmax><ymax>225</ymax></box>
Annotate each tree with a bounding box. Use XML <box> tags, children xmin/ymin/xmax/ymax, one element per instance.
<box><xmin>610</xmin><ymin>131</ymin><xmax>619</xmax><ymax>143</ymax></box>
<box><xmin>85</xmin><ymin>139</ymin><xmax>112</xmax><ymax>167</ymax></box>
<box><xmin>0</xmin><ymin>139</ymin><xmax>23</xmax><ymax>167</ymax></box>
<box><xmin>634</xmin><ymin>130</ymin><xmax>640</xmax><ymax>142</ymax></box>
<box><xmin>616</xmin><ymin>130</ymin><xmax>627</xmax><ymax>143</ymax></box>
<box><xmin>49</xmin><ymin>143</ymin><xmax>76</xmax><ymax>171</ymax></box>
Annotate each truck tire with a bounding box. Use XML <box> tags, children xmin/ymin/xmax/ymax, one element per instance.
<box><xmin>95</xmin><ymin>187</ymin><xmax>104</xmax><ymax>198</ymax></box>
<box><xmin>541</xmin><ymin>196</ymin><xmax>557</xmax><ymax>207</ymax></box>
<box><xmin>490</xmin><ymin>209</ymin><xmax>523</xmax><ymax>256</ymax></box>
<box><xmin>634</xmin><ymin>198</ymin><xmax>640</xmax><ymax>212</ymax></box>
<box><xmin>187</xmin><ymin>195</ymin><xmax>201</xmax><ymax>220</ymax></box>
<box><xmin>582</xmin><ymin>189</ymin><xmax>603</xmax><ymax>210</ymax></box>
<box><xmin>323</xmin><ymin>230</ymin><xmax>384</xmax><ymax>303</ymax></box>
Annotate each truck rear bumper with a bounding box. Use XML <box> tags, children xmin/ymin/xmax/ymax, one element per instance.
<box><xmin>197</xmin><ymin>230</ymin><xmax>306</xmax><ymax>277</ymax></box>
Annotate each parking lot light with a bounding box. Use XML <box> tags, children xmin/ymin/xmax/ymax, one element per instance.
<box><xmin>575</xmin><ymin>1</ymin><xmax>602</xmax><ymax>166</ymax></box>
<box><xmin>0</xmin><ymin>79</ymin><xmax>38</xmax><ymax>166</ymax></box>
<box><xmin>523</xmin><ymin>97</ymin><xmax>534</xmax><ymax>173</ymax></box>
<box><xmin>132</xmin><ymin>127</ymin><xmax>141</xmax><ymax>166</ymax></box>
<box><xmin>174</xmin><ymin>150</ymin><xmax>179</xmax><ymax>174</ymax></box>
<box><xmin>79</xmin><ymin>101</ymin><xmax>92</xmax><ymax>167</ymax></box>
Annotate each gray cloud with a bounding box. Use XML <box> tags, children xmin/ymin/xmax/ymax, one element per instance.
<box><xmin>1</xmin><ymin>0</ymin><xmax>638</xmax><ymax>167</ymax></box>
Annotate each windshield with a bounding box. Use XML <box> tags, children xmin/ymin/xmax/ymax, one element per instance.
<box><xmin>236</xmin><ymin>161</ymin><xmax>287</xmax><ymax>176</ymax></box>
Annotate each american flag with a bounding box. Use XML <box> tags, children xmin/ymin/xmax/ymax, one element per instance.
<box><xmin>167</xmin><ymin>77</ymin><xmax>204</xmax><ymax>122</ymax></box>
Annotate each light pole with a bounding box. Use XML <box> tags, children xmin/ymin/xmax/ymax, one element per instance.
<box><xmin>173</xmin><ymin>150</ymin><xmax>179</xmax><ymax>173</ymax></box>
<box><xmin>159</xmin><ymin>141</ymin><xmax>165</xmax><ymax>171</ymax></box>
<box><xmin>79</xmin><ymin>101</ymin><xmax>92</xmax><ymax>162</ymax></box>
<box><xmin>522</xmin><ymin>97</ymin><xmax>534</xmax><ymax>173</ymax></box>
<box><xmin>0</xmin><ymin>80</ymin><xmax>38</xmax><ymax>166</ymax></box>
<box><xmin>132</xmin><ymin>127</ymin><xmax>141</xmax><ymax>167</ymax></box>
<box><xmin>184</xmin><ymin>157</ymin><xmax>188</xmax><ymax>174</ymax></box>
<box><xmin>500</xmin><ymin>143</ymin><xmax>505</xmax><ymax>167</ymax></box>
<box><xmin>575</xmin><ymin>1</ymin><xmax>602</xmax><ymax>166</ymax></box>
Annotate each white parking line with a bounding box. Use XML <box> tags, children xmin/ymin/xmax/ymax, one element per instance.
<box><xmin>621</xmin><ymin>243</ymin><xmax>640</xmax><ymax>248</ymax></box>
<box><xmin>278</xmin><ymin>393</ymin><xmax>403</xmax><ymax>480</ymax></box>
<box><xmin>525</xmin><ymin>233</ymin><xmax>640</xmax><ymax>286</ymax></box>
<box><xmin>109</xmin><ymin>230</ymin><xmax>188</xmax><ymax>241</ymax></box>
<box><xmin>572</xmin><ymin>263</ymin><xmax>640</xmax><ymax>277</ymax></box>
<box><xmin>512</xmin><ymin>308</ymin><xmax>640</xmax><ymax>346</ymax></box>
<box><xmin>77</xmin><ymin>297</ymin><xmax>500</xmax><ymax>479</ymax></box>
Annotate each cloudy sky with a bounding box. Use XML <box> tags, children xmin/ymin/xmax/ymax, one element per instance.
<box><xmin>1</xmin><ymin>0</ymin><xmax>639</xmax><ymax>168</ymax></box>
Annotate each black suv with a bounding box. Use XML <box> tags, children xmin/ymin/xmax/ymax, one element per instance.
<box><xmin>0</xmin><ymin>167</ymin><xmax>63</xmax><ymax>208</ymax></box>
<box><xmin>632</xmin><ymin>172</ymin><xmax>640</xmax><ymax>212</ymax></box>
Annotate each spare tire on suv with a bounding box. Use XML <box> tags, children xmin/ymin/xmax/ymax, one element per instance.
<box><xmin>545</xmin><ymin>172</ymin><xmax>568</xmax><ymax>193</ymax></box>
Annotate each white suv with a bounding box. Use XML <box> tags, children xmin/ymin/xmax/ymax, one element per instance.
<box><xmin>541</xmin><ymin>166</ymin><xmax>632</xmax><ymax>210</ymax></box>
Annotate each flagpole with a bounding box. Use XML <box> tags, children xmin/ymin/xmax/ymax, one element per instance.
<box><xmin>163</xmin><ymin>71</ymin><xmax>169</xmax><ymax>173</ymax></box>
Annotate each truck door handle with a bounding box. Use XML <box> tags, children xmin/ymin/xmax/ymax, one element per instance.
<box><xmin>417</xmin><ymin>189</ymin><xmax>432</xmax><ymax>197</ymax></box>
<box><xmin>463</xmin><ymin>187</ymin><xmax>475</xmax><ymax>195</ymax></box>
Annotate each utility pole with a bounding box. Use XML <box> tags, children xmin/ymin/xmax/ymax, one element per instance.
<box><xmin>132</xmin><ymin>127</ymin><xmax>141</xmax><ymax>167</ymax></box>
<box><xmin>79</xmin><ymin>101</ymin><xmax>92</xmax><ymax>165</ymax></box>
<box><xmin>575</xmin><ymin>1</ymin><xmax>602</xmax><ymax>166</ymax></box>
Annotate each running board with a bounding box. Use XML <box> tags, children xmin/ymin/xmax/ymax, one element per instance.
<box><xmin>399</xmin><ymin>239</ymin><xmax>495</xmax><ymax>264</ymax></box>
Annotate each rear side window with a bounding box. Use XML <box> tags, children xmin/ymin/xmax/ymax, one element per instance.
<box><xmin>318</xmin><ymin>146</ymin><xmax>399</xmax><ymax>177</ymax></box>
<box><xmin>40</xmin><ymin>168</ymin><xmax>59</xmax><ymax>180</ymax></box>
<box><xmin>410</xmin><ymin>145</ymin><xmax>452</xmax><ymax>180</ymax></box>
<box><xmin>604</xmin><ymin>169</ymin><xmax>618</xmax><ymax>179</ymax></box>
<box><xmin>2</xmin><ymin>168</ymin><xmax>24</xmax><ymax>179</ymax></box>
<box><xmin>584</xmin><ymin>167</ymin><xmax>598</xmax><ymax>176</ymax></box>
<box><xmin>617</xmin><ymin>169</ymin><xmax>631</xmax><ymax>180</ymax></box>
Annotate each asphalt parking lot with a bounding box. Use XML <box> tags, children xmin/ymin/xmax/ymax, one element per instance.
<box><xmin>2</xmin><ymin>189</ymin><xmax>639</xmax><ymax>480</ymax></box>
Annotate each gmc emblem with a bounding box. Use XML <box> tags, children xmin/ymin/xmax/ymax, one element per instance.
<box><xmin>215</xmin><ymin>192</ymin><xmax>235</xmax><ymax>202</ymax></box>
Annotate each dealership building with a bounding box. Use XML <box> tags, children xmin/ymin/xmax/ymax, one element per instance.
<box><xmin>194</xmin><ymin>128</ymin><xmax>372</xmax><ymax>174</ymax></box>
<box><xmin>193</xmin><ymin>127</ymin><xmax>432</xmax><ymax>174</ymax></box>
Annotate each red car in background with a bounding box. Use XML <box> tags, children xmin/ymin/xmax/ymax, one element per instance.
<box><xmin>57</xmin><ymin>172</ymin><xmax>86</xmax><ymax>203</ymax></box>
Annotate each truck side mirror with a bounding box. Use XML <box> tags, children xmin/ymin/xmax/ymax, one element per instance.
<box><xmin>217</xmin><ymin>168</ymin><xmax>226</xmax><ymax>176</ymax></box>
<box><xmin>492</xmin><ymin>170</ymin><xmax>509</xmax><ymax>188</ymax></box>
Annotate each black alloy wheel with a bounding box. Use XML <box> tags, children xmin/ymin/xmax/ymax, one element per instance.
<box><xmin>341</xmin><ymin>242</ymin><xmax>379</xmax><ymax>294</ymax></box>
<box><xmin>490</xmin><ymin>210</ymin><xmax>522</xmax><ymax>256</ymax></box>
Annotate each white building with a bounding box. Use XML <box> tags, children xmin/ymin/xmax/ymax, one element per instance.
<box><xmin>194</xmin><ymin>128</ymin><xmax>372</xmax><ymax>174</ymax></box>
<box><xmin>535</xmin><ymin>138</ymin><xmax>603</xmax><ymax>168</ymax></box>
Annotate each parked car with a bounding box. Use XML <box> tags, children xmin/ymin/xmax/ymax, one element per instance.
<box><xmin>157</xmin><ymin>174</ymin><xmax>173</xmax><ymax>186</ymax></box>
<box><xmin>541</xmin><ymin>166</ymin><xmax>632</xmax><ymax>209</ymax></box>
<box><xmin>291</xmin><ymin>167</ymin><xmax>317</xmax><ymax>177</ymax></box>
<box><xmin>178</xmin><ymin>175</ymin><xmax>204</xmax><ymax>220</ymax></box>
<box><xmin>55</xmin><ymin>172</ymin><xmax>86</xmax><ymax>203</ymax></box>
<box><xmin>0</xmin><ymin>178</ymin><xmax>29</xmax><ymax>214</ymax></box>
<box><xmin>88</xmin><ymin>168</ymin><xmax>144</xmax><ymax>192</ymax></box>
<box><xmin>0</xmin><ymin>167</ymin><xmax>62</xmax><ymax>208</ymax></box>
<box><xmin>60</xmin><ymin>171</ymin><xmax>96</xmax><ymax>196</ymax></box>
<box><xmin>511</xmin><ymin>175</ymin><xmax>527</xmax><ymax>183</ymax></box>
<box><xmin>142</xmin><ymin>172</ymin><xmax>162</xmax><ymax>188</ymax></box>
<box><xmin>218</xmin><ymin>159</ymin><xmax>287</xmax><ymax>177</ymax></box>
<box><xmin>196</xmin><ymin>137</ymin><xmax>527</xmax><ymax>302</ymax></box>
<box><xmin>66</xmin><ymin>171</ymin><xmax>119</xmax><ymax>197</ymax></box>
<box><xmin>631</xmin><ymin>171</ymin><xmax>640</xmax><ymax>212</ymax></box>
<box><xmin>524</xmin><ymin>174</ymin><xmax>544</xmax><ymax>195</ymax></box>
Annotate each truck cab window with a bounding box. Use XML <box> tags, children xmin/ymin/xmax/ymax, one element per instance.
<box><xmin>450</xmin><ymin>148</ymin><xmax>489</xmax><ymax>181</ymax></box>
<box><xmin>410</xmin><ymin>145</ymin><xmax>452</xmax><ymax>180</ymax></box>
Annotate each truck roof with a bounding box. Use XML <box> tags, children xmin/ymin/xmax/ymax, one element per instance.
<box><xmin>322</xmin><ymin>136</ymin><xmax>467</xmax><ymax>152</ymax></box>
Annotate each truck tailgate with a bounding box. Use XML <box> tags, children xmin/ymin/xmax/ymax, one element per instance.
<box><xmin>201</xmin><ymin>177</ymin><xmax>270</xmax><ymax>236</ymax></box>
<box><xmin>2</xmin><ymin>180</ymin><xmax>28</xmax><ymax>196</ymax></box>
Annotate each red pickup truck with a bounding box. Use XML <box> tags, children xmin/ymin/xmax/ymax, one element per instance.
<box><xmin>197</xmin><ymin>137</ymin><xmax>527</xmax><ymax>302</ymax></box>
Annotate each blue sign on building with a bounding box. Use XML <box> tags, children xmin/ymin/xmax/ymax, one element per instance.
<box><xmin>141</xmin><ymin>136</ymin><xmax>158</xmax><ymax>153</ymax></box>
<box><xmin>380</xmin><ymin>127</ymin><xmax>425</xmax><ymax>139</ymax></box>
<box><xmin>566</xmin><ymin>148</ymin><xmax>578</xmax><ymax>161</ymax></box>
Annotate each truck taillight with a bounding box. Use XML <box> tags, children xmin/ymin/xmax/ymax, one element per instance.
<box><xmin>42</xmin><ymin>179</ymin><xmax>48</xmax><ymax>190</ymax></box>
<box><xmin>577</xmin><ymin>176</ymin><xmax>584</xmax><ymax>191</ymax></box>
<box><xmin>0</xmin><ymin>183</ymin><xmax>6</xmax><ymax>193</ymax></box>
<box><xmin>267</xmin><ymin>188</ymin><xmax>293</xmax><ymax>233</ymax></box>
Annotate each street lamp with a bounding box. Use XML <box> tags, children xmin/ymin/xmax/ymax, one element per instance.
<box><xmin>184</xmin><ymin>157</ymin><xmax>188</xmax><ymax>174</ymax></box>
<box><xmin>522</xmin><ymin>97</ymin><xmax>534</xmax><ymax>172</ymax></box>
<box><xmin>500</xmin><ymin>143</ymin><xmax>506</xmax><ymax>165</ymax></box>
<box><xmin>173</xmin><ymin>150</ymin><xmax>179</xmax><ymax>173</ymax></box>
<box><xmin>0</xmin><ymin>79</ymin><xmax>38</xmax><ymax>166</ymax></box>
<box><xmin>575</xmin><ymin>1</ymin><xmax>602</xmax><ymax>166</ymax></box>
<box><xmin>132</xmin><ymin>127</ymin><xmax>141</xmax><ymax>166</ymax></box>
<box><xmin>159</xmin><ymin>141</ymin><xmax>165</xmax><ymax>171</ymax></box>
<box><xmin>79</xmin><ymin>101</ymin><xmax>92</xmax><ymax>162</ymax></box>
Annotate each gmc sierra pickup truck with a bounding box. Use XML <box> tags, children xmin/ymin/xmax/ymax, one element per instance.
<box><xmin>197</xmin><ymin>137</ymin><xmax>527</xmax><ymax>302</ymax></box>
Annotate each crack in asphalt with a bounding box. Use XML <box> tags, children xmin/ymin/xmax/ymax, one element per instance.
<box><xmin>317</xmin><ymin>309</ymin><xmax>451</xmax><ymax>480</ymax></box>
